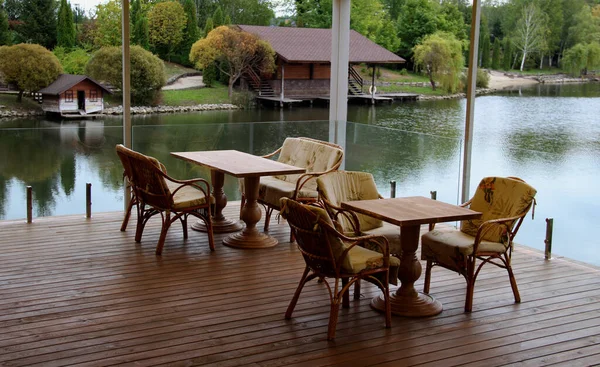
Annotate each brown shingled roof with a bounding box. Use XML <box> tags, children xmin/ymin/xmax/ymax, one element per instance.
<box><xmin>237</xmin><ymin>25</ymin><xmax>405</xmax><ymax>64</ymax></box>
<box><xmin>38</xmin><ymin>74</ymin><xmax>112</xmax><ymax>95</ymax></box>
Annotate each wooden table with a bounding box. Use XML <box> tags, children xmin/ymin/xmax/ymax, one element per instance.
<box><xmin>341</xmin><ymin>196</ymin><xmax>481</xmax><ymax>317</ymax></box>
<box><xmin>171</xmin><ymin>150</ymin><xmax>305</xmax><ymax>249</ymax></box>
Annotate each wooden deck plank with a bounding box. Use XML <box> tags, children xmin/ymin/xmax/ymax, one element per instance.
<box><xmin>1</xmin><ymin>203</ymin><xmax>599</xmax><ymax>366</ymax></box>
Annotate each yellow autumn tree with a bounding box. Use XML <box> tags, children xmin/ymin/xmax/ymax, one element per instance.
<box><xmin>189</xmin><ymin>26</ymin><xmax>275</xmax><ymax>99</ymax></box>
<box><xmin>148</xmin><ymin>1</ymin><xmax>187</xmax><ymax>61</ymax></box>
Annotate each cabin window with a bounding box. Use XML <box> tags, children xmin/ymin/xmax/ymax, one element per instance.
<box><xmin>65</xmin><ymin>91</ymin><xmax>73</xmax><ymax>102</ymax></box>
<box><xmin>90</xmin><ymin>90</ymin><xmax>98</xmax><ymax>102</ymax></box>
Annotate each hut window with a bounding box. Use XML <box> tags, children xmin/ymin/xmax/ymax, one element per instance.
<box><xmin>65</xmin><ymin>91</ymin><xmax>73</xmax><ymax>102</ymax></box>
<box><xmin>90</xmin><ymin>90</ymin><xmax>98</xmax><ymax>102</ymax></box>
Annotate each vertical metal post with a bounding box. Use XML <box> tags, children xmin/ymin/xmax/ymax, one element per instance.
<box><xmin>26</xmin><ymin>186</ymin><xmax>33</xmax><ymax>223</ymax></box>
<box><xmin>544</xmin><ymin>218</ymin><xmax>553</xmax><ymax>260</ymax></box>
<box><xmin>390</xmin><ymin>180</ymin><xmax>396</xmax><ymax>198</ymax></box>
<box><xmin>430</xmin><ymin>191</ymin><xmax>437</xmax><ymax>200</ymax></box>
<box><xmin>86</xmin><ymin>183</ymin><xmax>92</xmax><ymax>219</ymax></box>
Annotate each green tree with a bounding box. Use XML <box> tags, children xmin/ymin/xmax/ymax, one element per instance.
<box><xmin>219</xmin><ymin>0</ymin><xmax>274</xmax><ymax>26</ymax></box>
<box><xmin>438</xmin><ymin>1</ymin><xmax>468</xmax><ymax>41</ymax></box>
<box><xmin>481</xmin><ymin>34</ymin><xmax>491</xmax><ymax>68</ymax></box>
<box><xmin>0</xmin><ymin>4</ymin><xmax>10</xmax><ymax>45</ymax></box>
<box><xmin>224</xmin><ymin>14</ymin><xmax>231</xmax><ymax>25</ymax></box>
<box><xmin>562</xmin><ymin>41</ymin><xmax>600</xmax><ymax>75</ymax></box>
<box><xmin>148</xmin><ymin>1</ymin><xmax>187</xmax><ymax>60</ymax></box>
<box><xmin>94</xmin><ymin>0</ymin><xmax>125</xmax><ymax>47</ymax></box>
<box><xmin>85</xmin><ymin>45</ymin><xmax>166</xmax><ymax>105</ymax></box>
<box><xmin>491</xmin><ymin>39</ymin><xmax>501</xmax><ymax>69</ymax></box>
<box><xmin>190</xmin><ymin>26</ymin><xmax>276</xmax><ymax>98</ymax></box>
<box><xmin>568</xmin><ymin>5</ymin><xmax>600</xmax><ymax>46</ymax></box>
<box><xmin>397</xmin><ymin>0</ymin><xmax>439</xmax><ymax>62</ymax></box>
<box><xmin>213</xmin><ymin>6</ymin><xmax>224</xmax><ymax>27</ymax></box>
<box><xmin>181</xmin><ymin>0</ymin><xmax>200</xmax><ymax>50</ymax></box>
<box><xmin>53</xmin><ymin>46</ymin><xmax>90</xmax><ymax>74</ymax></box>
<box><xmin>413</xmin><ymin>31</ymin><xmax>464</xmax><ymax>93</ymax></box>
<box><xmin>0</xmin><ymin>43</ymin><xmax>62</xmax><ymax>101</ymax></box>
<box><xmin>57</xmin><ymin>0</ymin><xmax>76</xmax><ymax>48</ymax></box>
<box><xmin>204</xmin><ymin>17</ymin><xmax>214</xmax><ymax>36</ymax></box>
<box><xmin>131</xmin><ymin>0</ymin><xmax>149</xmax><ymax>49</ymax></box>
<box><xmin>18</xmin><ymin>0</ymin><xmax>57</xmax><ymax>49</ymax></box>
<box><xmin>503</xmin><ymin>37</ymin><xmax>513</xmax><ymax>70</ymax></box>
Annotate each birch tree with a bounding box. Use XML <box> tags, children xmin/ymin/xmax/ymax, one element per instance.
<box><xmin>513</xmin><ymin>3</ymin><xmax>546</xmax><ymax>71</ymax></box>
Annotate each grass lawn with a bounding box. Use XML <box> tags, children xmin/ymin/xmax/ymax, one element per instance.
<box><xmin>160</xmin><ymin>83</ymin><xmax>230</xmax><ymax>106</ymax></box>
<box><xmin>506</xmin><ymin>67</ymin><xmax>564</xmax><ymax>76</ymax></box>
<box><xmin>164</xmin><ymin>62</ymin><xmax>198</xmax><ymax>79</ymax></box>
<box><xmin>0</xmin><ymin>93</ymin><xmax>44</xmax><ymax>112</ymax></box>
<box><xmin>376</xmin><ymin>84</ymin><xmax>449</xmax><ymax>96</ymax></box>
<box><xmin>355</xmin><ymin>65</ymin><xmax>431</xmax><ymax>84</ymax></box>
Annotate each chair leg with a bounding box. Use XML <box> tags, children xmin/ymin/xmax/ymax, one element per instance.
<box><xmin>264</xmin><ymin>206</ymin><xmax>273</xmax><ymax>231</ymax></box>
<box><xmin>507</xmin><ymin>264</ymin><xmax>521</xmax><ymax>304</ymax></box>
<box><xmin>424</xmin><ymin>260</ymin><xmax>433</xmax><ymax>294</ymax></box>
<box><xmin>285</xmin><ymin>267</ymin><xmax>311</xmax><ymax>319</ymax></box>
<box><xmin>342</xmin><ymin>278</ymin><xmax>350</xmax><ymax>308</ymax></box>
<box><xmin>181</xmin><ymin>214</ymin><xmax>188</xmax><ymax>240</ymax></box>
<box><xmin>383</xmin><ymin>271</ymin><xmax>391</xmax><ymax>328</ymax></box>
<box><xmin>464</xmin><ymin>259</ymin><xmax>476</xmax><ymax>312</ymax></box>
<box><xmin>206</xmin><ymin>214</ymin><xmax>215</xmax><ymax>251</ymax></box>
<box><xmin>155</xmin><ymin>212</ymin><xmax>171</xmax><ymax>255</ymax></box>
<box><xmin>239</xmin><ymin>194</ymin><xmax>245</xmax><ymax>219</ymax></box>
<box><xmin>354</xmin><ymin>279</ymin><xmax>361</xmax><ymax>300</ymax></box>
<box><xmin>327</xmin><ymin>300</ymin><xmax>341</xmax><ymax>341</ymax></box>
<box><xmin>120</xmin><ymin>197</ymin><xmax>135</xmax><ymax>232</ymax></box>
<box><xmin>134</xmin><ymin>204</ymin><xmax>146</xmax><ymax>243</ymax></box>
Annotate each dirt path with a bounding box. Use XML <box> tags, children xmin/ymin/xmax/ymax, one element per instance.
<box><xmin>162</xmin><ymin>75</ymin><xmax>205</xmax><ymax>90</ymax></box>
<box><xmin>487</xmin><ymin>70</ymin><xmax>539</xmax><ymax>89</ymax></box>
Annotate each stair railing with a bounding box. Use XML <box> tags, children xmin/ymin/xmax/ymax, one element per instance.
<box><xmin>348</xmin><ymin>67</ymin><xmax>364</xmax><ymax>94</ymax></box>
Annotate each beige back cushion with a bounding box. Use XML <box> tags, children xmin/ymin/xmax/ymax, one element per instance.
<box><xmin>460</xmin><ymin>177</ymin><xmax>537</xmax><ymax>243</ymax></box>
<box><xmin>274</xmin><ymin>138</ymin><xmax>343</xmax><ymax>190</ymax></box>
<box><xmin>317</xmin><ymin>171</ymin><xmax>383</xmax><ymax>232</ymax></box>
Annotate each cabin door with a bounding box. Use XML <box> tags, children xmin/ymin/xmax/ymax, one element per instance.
<box><xmin>77</xmin><ymin>91</ymin><xmax>85</xmax><ymax>111</ymax></box>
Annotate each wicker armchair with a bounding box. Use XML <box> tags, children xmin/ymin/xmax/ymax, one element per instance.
<box><xmin>239</xmin><ymin>137</ymin><xmax>344</xmax><ymax>237</ymax></box>
<box><xmin>116</xmin><ymin>144</ymin><xmax>214</xmax><ymax>255</ymax></box>
<box><xmin>316</xmin><ymin>171</ymin><xmax>402</xmax><ymax>256</ymax></box>
<box><xmin>421</xmin><ymin>176</ymin><xmax>537</xmax><ymax>312</ymax></box>
<box><xmin>280</xmin><ymin>198</ymin><xmax>399</xmax><ymax>340</ymax></box>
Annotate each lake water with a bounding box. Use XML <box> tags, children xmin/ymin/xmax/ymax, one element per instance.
<box><xmin>1</xmin><ymin>83</ymin><xmax>599</xmax><ymax>266</ymax></box>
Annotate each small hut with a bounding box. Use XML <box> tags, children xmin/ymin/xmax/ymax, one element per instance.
<box><xmin>38</xmin><ymin>74</ymin><xmax>112</xmax><ymax>118</ymax></box>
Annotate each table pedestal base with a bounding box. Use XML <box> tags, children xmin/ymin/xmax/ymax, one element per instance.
<box><xmin>371</xmin><ymin>291</ymin><xmax>442</xmax><ymax>317</ymax></box>
<box><xmin>223</xmin><ymin>228</ymin><xmax>278</xmax><ymax>249</ymax></box>
<box><xmin>192</xmin><ymin>218</ymin><xmax>243</xmax><ymax>233</ymax></box>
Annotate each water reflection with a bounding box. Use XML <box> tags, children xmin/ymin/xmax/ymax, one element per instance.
<box><xmin>1</xmin><ymin>83</ymin><xmax>599</xmax><ymax>266</ymax></box>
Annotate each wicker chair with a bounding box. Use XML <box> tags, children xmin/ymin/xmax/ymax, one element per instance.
<box><xmin>316</xmin><ymin>171</ymin><xmax>402</xmax><ymax>256</ymax></box>
<box><xmin>421</xmin><ymin>176</ymin><xmax>537</xmax><ymax>312</ymax></box>
<box><xmin>116</xmin><ymin>144</ymin><xmax>214</xmax><ymax>255</ymax></box>
<box><xmin>280</xmin><ymin>198</ymin><xmax>399</xmax><ymax>340</ymax></box>
<box><xmin>240</xmin><ymin>137</ymin><xmax>344</xmax><ymax>237</ymax></box>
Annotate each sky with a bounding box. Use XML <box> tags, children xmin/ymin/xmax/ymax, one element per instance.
<box><xmin>77</xmin><ymin>0</ymin><xmax>106</xmax><ymax>14</ymax></box>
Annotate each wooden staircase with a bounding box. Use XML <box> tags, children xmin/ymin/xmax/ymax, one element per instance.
<box><xmin>245</xmin><ymin>69</ymin><xmax>276</xmax><ymax>97</ymax></box>
<box><xmin>348</xmin><ymin>67</ymin><xmax>366</xmax><ymax>96</ymax></box>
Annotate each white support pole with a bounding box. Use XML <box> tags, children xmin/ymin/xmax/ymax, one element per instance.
<box><xmin>329</xmin><ymin>0</ymin><xmax>350</xmax><ymax>161</ymax></box>
<box><xmin>461</xmin><ymin>0</ymin><xmax>481</xmax><ymax>203</ymax></box>
<box><xmin>122</xmin><ymin>0</ymin><xmax>132</xmax><ymax>213</ymax></box>
<box><xmin>122</xmin><ymin>0</ymin><xmax>131</xmax><ymax>148</ymax></box>
<box><xmin>280</xmin><ymin>64</ymin><xmax>285</xmax><ymax>107</ymax></box>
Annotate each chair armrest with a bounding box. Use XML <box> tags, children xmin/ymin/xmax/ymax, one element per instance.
<box><xmin>472</xmin><ymin>213</ymin><xmax>525</xmax><ymax>253</ymax></box>
<box><xmin>160</xmin><ymin>172</ymin><xmax>212</xmax><ymax>200</ymax></box>
<box><xmin>261</xmin><ymin>146</ymin><xmax>282</xmax><ymax>159</ymax></box>
<box><xmin>293</xmin><ymin>165</ymin><xmax>341</xmax><ymax>198</ymax></box>
<box><xmin>320</xmin><ymin>198</ymin><xmax>362</xmax><ymax>235</ymax></box>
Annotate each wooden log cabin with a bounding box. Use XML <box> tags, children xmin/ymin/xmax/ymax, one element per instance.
<box><xmin>38</xmin><ymin>74</ymin><xmax>112</xmax><ymax>118</ymax></box>
<box><xmin>236</xmin><ymin>25</ymin><xmax>406</xmax><ymax>99</ymax></box>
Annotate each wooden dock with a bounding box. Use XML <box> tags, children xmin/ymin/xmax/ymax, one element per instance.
<box><xmin>1</xmin><ymin>202</ymin><xmax>599</xmax><ymax>366</ymax></box>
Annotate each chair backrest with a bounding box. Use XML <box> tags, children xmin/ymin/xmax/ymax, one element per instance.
<box><xmin>317</xmin><ymin>171</ymin><xmax>383</xmax><ymax>232</ymax></box>
<box><xmin>280</xmin><ymin>198</ymin><xmax>352</xmax><ymax>273</ymax></box>
<box><xmin>461</xmin><ymin>176</ymin><xmax>537</xmax><ymax>243</ymax></box>
<box><xmin>274</xmin><ymin>137</ymin><xmax>344</xmax><ymax>190</ymax></box>
<box><xmin>115</xmin><ymin>144</ymin><xmax>173</xmax><ymax>210</ymax></box>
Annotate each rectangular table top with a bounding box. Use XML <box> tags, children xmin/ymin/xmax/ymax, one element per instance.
<box><xmin>341</xmin><ymin>196</ymin><xmax>481</xmax><ymax>227</ymax></box>
<box><xmin>171</xmin><ymin>150</ymin><xmax>306</xmax><ymax>178</ymax></box>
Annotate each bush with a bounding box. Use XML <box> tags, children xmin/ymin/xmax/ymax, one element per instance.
<box><xmin>54</xmin><ymin>47</ymin><xmax>90</xmax><ymax>74</ymax></box>
<box><xmin>0</xmin><ymin>43</ymin><xmax>62</xmax><ymax>101</ymax></box>
<box><xmin>85</xmin><ymin>45</ymin><xmax>166</xmax><ymax>105</ymax></box>
<box><xmin>202</xmin><ymin>63</ymin><xmax>217</xmax><ymax>87</ymax></box>
<box><xmin>460</xmin><ymin>69</ymin><xmax>490</xmax><ymax>90</ymax></box>
<box><xmin>399</xmin><ymin>68</ymin><xmax>408</xmax><ymax>76</ymax></box>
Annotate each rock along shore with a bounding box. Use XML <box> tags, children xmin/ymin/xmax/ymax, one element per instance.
<box><xmin>102</xmin><ymin>103</ymin><xmax>240</xmax><ymax>115</ymax></box>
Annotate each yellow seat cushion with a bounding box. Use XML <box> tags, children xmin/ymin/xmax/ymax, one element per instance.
<box><xmin>460</xmin><ymin>177</ymin><xmax>537</xmax><ymax>243</ymax></box>
<box><xmin>168</xmin><ymin>181</ymin><xmax>211</xmax><ymax>210</ymax></box>
<box><xmin>256</xmin><ymin>176</ymin><xmax>318</xmax><ymax>208</ymax></box>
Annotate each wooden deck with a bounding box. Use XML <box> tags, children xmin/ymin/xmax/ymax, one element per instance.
<box><xmin>1</xmin><ymin>202</ymin><xmax>600</xmax><ymax>366</ymax></box>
